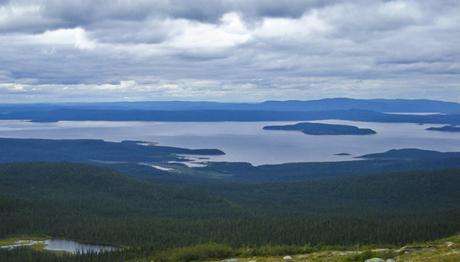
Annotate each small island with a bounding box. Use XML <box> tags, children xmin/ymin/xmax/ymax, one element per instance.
<box><xmin>263</xmin><ymin>122</ymin><xmax>377</xmax><ymax>135</ymax></box>
<box><xmin>426</xmin><ymin>125</ymin><xmax>460</xmax><ymax>133</ymax></box>
<box><xmin>334</xmin><ymin>153</ymin><xmax>351</xmax><ymax>156</ymax></box>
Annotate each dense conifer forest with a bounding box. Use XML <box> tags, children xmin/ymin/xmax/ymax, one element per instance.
<box><xmin>1</xmin><ymin>162</ymin><xmax>459</xmax><ymax>261</ymax></box>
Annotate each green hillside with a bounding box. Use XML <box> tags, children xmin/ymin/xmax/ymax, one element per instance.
<box><xmin>0</xmin><ymin>162</ymin><xmax>459</xmax><ymax>261</ymax></box>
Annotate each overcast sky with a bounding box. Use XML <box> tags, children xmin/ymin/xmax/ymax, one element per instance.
<box><xmin>0</xmin><ymin>0</ymin><xmax>459</xmax><ymax>102</ymax></box>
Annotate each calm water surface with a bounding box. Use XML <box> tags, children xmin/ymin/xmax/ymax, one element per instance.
<box><xmin>1</xmin><ymin>120</ymin><xmax>460</xmax><ymax>165</ymax></box>
<box><xmin>0</xmin><ymin>239</ymin><xmax>116</xmax><ymax>254</ymax></box>
<box><xmin>44</xmin><ymin>239</ymin><xmax>117</xmax><ymax>254</ymax></box>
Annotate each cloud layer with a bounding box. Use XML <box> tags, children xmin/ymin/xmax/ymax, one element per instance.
<box><xmin>0</xmin><ymin>0</ymin><xmax>459</xmax><ymax>102</ymax></box>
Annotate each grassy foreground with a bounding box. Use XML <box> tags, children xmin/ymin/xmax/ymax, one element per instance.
<box><xmin>0</xmin><ymin>234</ymin><xmax>458</xmax><ymax>261</ymax></box>
<box><xmin>148</xmin><ymin>234</ymin><xmax>460</xmax><ymax>262</ymax></box>
<box><xmin>198</xmin><ymin>235</ymin><xmax>460</xmax><ymax>262</ymax></box>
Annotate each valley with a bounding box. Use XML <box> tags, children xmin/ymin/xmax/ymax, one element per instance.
<box><xmin>0</xmin><ymin>99</ymin><xmax>459</xmax><ymax>261</ymax></box>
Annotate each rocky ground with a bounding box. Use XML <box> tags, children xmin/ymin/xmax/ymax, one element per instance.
<box><xmin>214</xmin><ymin>235</ymin><xmax>459</xmax><ymax>262</ymax></box>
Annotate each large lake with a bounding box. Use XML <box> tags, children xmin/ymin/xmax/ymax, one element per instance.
<box><xmin>1</xmin><ymin>120</ymin><xmax>460</xmax><ymax>165</ymax></box>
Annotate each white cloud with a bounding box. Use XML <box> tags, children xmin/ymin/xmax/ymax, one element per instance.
<box><xmin>254</xmin><ymin>11</ymin><xmax>331</xmax><ymax>40</ymax></box>
<box><xmin>165</xmin><ymin>12</ymin><xmax>250</xmax><ymax>50</ymax></box>
<box><xmin>0</xmin><ymin>0</ymin><xmax>459</xmax><ymax>102</ymax></box>
<box><xmin>377</xmin><ymin>0</ymin><xmax>423</xmax><ymax>23</ymax></box>
<box><xmin>32</xmin><ymin>27</ymin><xmax>96</xmax><ymax>50</ymax></box>
<box><xmin>0</xmin><ymin>83</ymin><xmax>26</xmax><ymax>92</ymax></box>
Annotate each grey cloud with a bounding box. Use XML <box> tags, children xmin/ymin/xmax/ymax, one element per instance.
<box><xmin>87</xmin><ymin>20</ymin><xmax>173</xmax><ymax>44</ymax></box>
<box><xmin>0</xmin><ymin>0</ymin><xmax>459</xmax><ymax>102</ymax></box>
<box><xmin>0</xmin><ymin>0</ymin><xmax>337</xmax><ymax>34</ymax></box>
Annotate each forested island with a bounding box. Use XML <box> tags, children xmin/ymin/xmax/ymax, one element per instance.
<box><xmin>426</xmin><ymin>125</ymin><xmax>460</xmax><ymax>132</ymax></box>
<box><xmin>263</xmin><ymin>122</ymin><xmax>376</xmax><ymax>135</ymax></box>
<box><xmin>334</xmin><ymin>152</ymin><xmax>351</xmax><ymax>156</ymax></box>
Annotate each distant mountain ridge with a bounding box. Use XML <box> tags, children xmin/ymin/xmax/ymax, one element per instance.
<box><xmin>1</xmin><ymin>98</ymin><xmax>460</xmax><ymax>113</ymax></box>
<box><xmin>1</xmin><ymin>109</ymin><xmax>460</xmax><ymax>125</ymax></box>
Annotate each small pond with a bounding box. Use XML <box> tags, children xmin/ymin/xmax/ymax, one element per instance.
<box><xmin>0</xmin><ymin>239</ymin><xmax>117</xmax><ymax>254</ymax></box>
<box><xmin>44</xmin><ymin>239</ymin><xmax>117</xmax><ymax>254</ymax></box>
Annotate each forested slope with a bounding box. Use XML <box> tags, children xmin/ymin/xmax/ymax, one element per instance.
<box><xmin>1</xmin><ymin>162</ymin><xmax>459</xmax><ymax>261</ymax></box>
